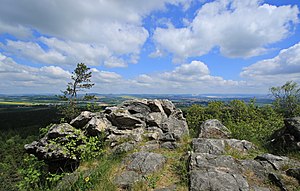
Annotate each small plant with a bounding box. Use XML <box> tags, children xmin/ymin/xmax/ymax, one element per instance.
<box><xmin>39</xmin><ymin>123</ymin><xmax>53</xmax><ymax>138</ymax></box>
<box><xmin>145</xmin><ymin>174</ymin><xmax>160</xmax><ymax>189</ymax></box>
<box><xmin>17</xmin><ymin>154</ymin><xmax>47</xmax><ymax>190</ymax></box>
<box><xmin>131</xmin><ymin>180</ymin><xmax>149</xmax><ymax>191</ymax></box>
<box><xmin>45</xmin><ymin>172</ymin><xmax>67</xmax><ymax>188</ymax></box>
<box><xmin>80</xmin><ymin>135</ymin><xmax>105</xmax><ymax>161</ymax></box>
<box><xmin>172</xmin><ymin>157</ymin><xmax>189</xmax><ymax>186</ymax></box>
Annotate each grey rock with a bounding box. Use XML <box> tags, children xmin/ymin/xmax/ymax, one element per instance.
<box><xmin>284</xmin><ymin>117</ymin><xmax>300</xmax><ymax>132</ymax></box>
<box><xmin>160</xmin><ymin>142</ymin><xmax>180</xmax><ymax>150</ymax></box>
<box><xmin>24</xmin><ymin>141</ymin><xmax>38</xmax><ymax>153</ymax></box>
<box><xmin>190</xmin><ymin>169</ymin><xmax>249</xmax><ymax>191</ymax></box>
<box><xmin>70</xmin><ymin>111</ymin><xmax>94</xmax><ymax>129</ymax></box>
<box><xmin>162</xmin><ymin>114</ymin><xmax>189</xmax><ymax>140</ymax></box>
<box><xmin>146</xmin><ymin>112</ymin><xmax>168</xmax><ymax>128</ymax></box>
<box><xmin>225</xmin><ymin>139</ymin><xmax>256</xmax><ymax>152</ymax></box>
<box><xmin>107</xmin><ymin>127</ymin><xmax>144</xmax><ymax>143</ymax></box>
<box><xmin>193</xmin><ymin>138</ymin><xmax>256</xmax><ymax>155</ymax></box>
<box><xmin>47</xmin><ymin>123</ymin><xmax>78</xmax><ymax>139</ymax></box>
<box><xmin>26</xmin><ymin>99</ymin><xmax>189</xmax><ymax>175</ymax></box>
<box><xmin>270</xmin><ymin>117</ymin><xmax>300</xmax><ymax>151</ymax></box>
<box><xmin>255</xmin><ymin>153</ymin><xmax>289</xmax><ymax>170</ymax></box>
<box><xmin>25</xmin><ymin>123</ymin><xmax>84</xmax><ymax>160</ymax></box>
<box><xmin>161</xmin><ymin>99</ymin><xmax>175</xmax><ymax>116</ymax></box>
<box><xmin>192</xmin><ymin>138</ymin><xmax>225</xmax><ymax>154</ymax></box>
<box><xmin>107</xmin><ymin>112</ymin><xmax>145</xmax><ymax>130</ymax></box>
<box><xmin>144</xmin><ymin>126</ymin><xmax>163</xmax><ymax>140</ymax></box>
<box><xmin>190</xmin><ymin>153</ymin><xmax>240</xmax><ymax>172</ymax></box>
<box><xmin>286</xmin><ymin>168</ymin><xmax>300</xmax><ymax>183</ymax></box>
<box><xmin>114</xmin><ymin>170</ymin><xmax>142</xmax><ymax>189</ymax></box>
<box><xmin>25</xmin><ymin>123</ymin><xmax>81</xmax><ymax>156</ymax></box>
<box><xmin>25</xmin><ymin>123</ymin><xmax>85</xmax><ymax>172</ymax></box>
<box><xmin>84</xmin><ymin>116</ymin><xmax>111</xmax><ymax>136</ymax></box>
<box><xmin>120</xmin><ymin>99</ymin><xmax>151</xmax><ymax>115</ymax></box>
<box><xmin>147</xmin><ymin>99</ymin><xmax>165</xmax><ymax>113</ymax></box>
<box><xmin>126</xmin><ymin>152</ymin><xmax>166</xmax><ymax>174</ymax></box>
<box><xmin>170</xmin><ymin>108</ymin><xmax>185</xmax><ymax>120</ymax></box>
<box><xmin>240</xmin><ymin>159</ymin><xmax>273</xmax><ymax>179</ymax></box>
<box><xmin>112</xmin><ymin>141</ymin><xmax>136</xmax><ymax>154</ymax></box>
<box><xmin>160</xmin><ymin>132</ymin><xmax>176</xmax><ymax>142</ymax></box>
<box><xmin>268</xmin><ymin>173</ymin><xmax>287</xmax><ymax>191</ymax></box>
<box><xmin>198</xmin><ymin>119</ymin><xmax>231</xmax><ymax>139</ymax></box>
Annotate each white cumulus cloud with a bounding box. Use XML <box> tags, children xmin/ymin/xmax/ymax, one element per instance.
<box><xmin>0</xmin><ymin>53</ymin><xmax>127</xmax><ymax>94</ymax></box>
<box><xmin>0</xmin><ymin>0</ymin><xmax>192</xmax><ymax>67</ymax></box>
<box><xmin>0</xmin><ymin>53</ymin><xmax>71</xmax><ymax>93</ymax></box>
<box><xmin>241</xmin><ymin>42</ymin><xmax>300</xmax><ymax>87</ymax></box>
<box><xmin>153</xmin><ymin>0</ymin><xmax>299</xmax><ymax>62</ymax></box>
<box><xmin>132</xmin><ymin>60</ymin><xmax>242</xmax><ymax>93</ymax></box>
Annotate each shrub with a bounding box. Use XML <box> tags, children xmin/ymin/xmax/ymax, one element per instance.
<box><xmin>270</xmin><ymin>81</ymin><xmax>300</xmax><ymax>117</ymax></box>
<box><xmin>186</xmin><ymin>99</ymin><xmax>284</xmax><ymax>147</ymax></box>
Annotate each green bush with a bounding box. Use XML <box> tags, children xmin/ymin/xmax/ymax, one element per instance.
<box><xmin>270</xmin><ymin>81</ymin><xmax>300</xmax><ymax>117</ymax></box>
<box><xmin>186</xmin><ymin>99</ymin><xmax>284</xmax><ymax>147</ymax></box>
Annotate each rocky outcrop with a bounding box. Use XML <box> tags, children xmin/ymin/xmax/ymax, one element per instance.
<box><xmin>189</xmin><ymin>119</ymin><xmax>299</xmax><ymax>191</ymax></box>
<box><xmin>106</xmin><ymin>99</ymin><xmax>188</xmax><ymax>146</ymax></box>
<box><xmin>269</xmin><ymin>117</ymin><xmax>300</xmax><ymax>151</ymax></box>
<box><xmin>25</xmin><ymin>123</ymin><xmax>84</xmax><ymax>172</ymax></box>
<box><xmin>25</xmin><ymin>99</ymin><xmax>188</xmax><ymax>172</ymax></box>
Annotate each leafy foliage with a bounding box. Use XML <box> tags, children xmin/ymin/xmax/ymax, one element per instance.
<box><xmin>17</xmin><ymin>154</ymin><xmax>48</xmax><ymax>190</ymax></box>
<box><xmin>186</xmin><ymin>99</ymin><xmax>284</xmax><ymax>146</ymax></box>
<box><xmin>270</xmin><ymin>81</ymin><xmax>300</xmax><ymax>117</ymax></box>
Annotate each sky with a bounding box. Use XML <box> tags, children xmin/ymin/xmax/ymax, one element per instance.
<box><xmin>0</xmin><ymin>0</ymin><xmax>300</xmax><ymax>95</ymax></box>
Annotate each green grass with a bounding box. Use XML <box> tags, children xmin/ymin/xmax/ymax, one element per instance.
<box><xmin>56</xmin><ymin>155</ymin><xmax>121</xmax><ymax>191</ymax></box>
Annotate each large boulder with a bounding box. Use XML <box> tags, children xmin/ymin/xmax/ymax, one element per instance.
<box><xmin>25</xmin><ymin>123</ymin><xmax>84</xmax><ymax>172</ymax></box>
<box><xmin>70</xmin><ymin>111</ymin><xmax>94</xmax><ymax>129</ymax></box>
<box><xmin>25</xmin><ymin>123</ymin><xmax>82</xmax><ymax>160</ymax></box>
<box><xmin>198</xmin><ymin>119</ymin><xmax>231</xmax><ymax>139</ymax></box>
<box><xmin>269</xmin><ymin>117</ymin><xmax>300</xmax><ymax>151</ymax></box>
<box><xmin>84</xmin><ymin>114</ymin><xmax>111</xmax><ymax>136</ymax></box>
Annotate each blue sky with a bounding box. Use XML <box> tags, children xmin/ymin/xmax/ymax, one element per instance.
<box><xmin>0</xmin><ymin>0</ymin><xmax>300</xmax><ymax>94</ymax></box>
